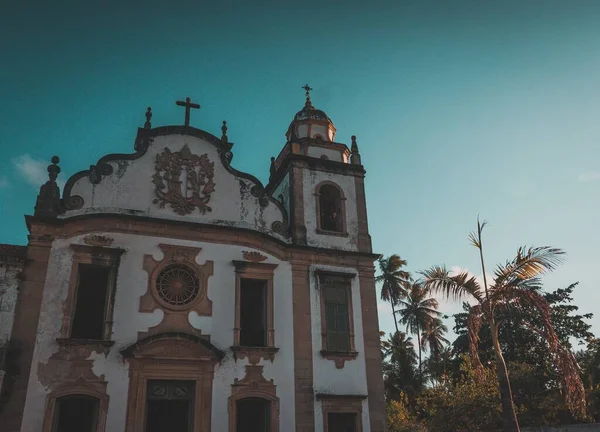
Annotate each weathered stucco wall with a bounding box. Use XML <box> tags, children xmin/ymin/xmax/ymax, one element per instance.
<box><xmin>303</xmin><ymin>169</ymin><xmax>360</xmax><ymax>251</ymax></box>
<box><xmin>272</xmin><ymin>172</ymin><xmax>290</xmax><ymax>220</ymax></box>
<box><xmin>0</xmin><ymin>248</ymin><xmax>25</xmax><ymax>351</ymax></box>
<box><xmin>62</xmin><ymin>134</ymin><xmax>287</xmax><ymax>241</ymax></box>
<box><xmin>306</xmin><ymin>146</ymin><xmax>343</xmax><ymax>162</ymax></box>
<box><xmin>20</xmin><ymin>233</ymin><xmax>297</xmax><ymax>431</ymax></box>
<box><xmin>309</xmin><ymin>264</ymin><xmax>370</xmax><ymax>431</ymax></box>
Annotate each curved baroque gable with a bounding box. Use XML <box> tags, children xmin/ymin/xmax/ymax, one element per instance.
<box><xmin>60</xmin><ymin>126</ymin><xmax>289</xmax><ymax>240</ymax></box>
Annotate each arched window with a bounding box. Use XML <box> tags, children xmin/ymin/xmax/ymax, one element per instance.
<box><xmin>52</xmin><ymin>395</ymin><xmax>99</xmax><ymax>432</ymax></box>
<box><xmin>236</xmin><ymin>397</ymin><xmax>271</xmax><ymax>432</ymax></box>
<box><xmin>317</xmin><ymin>183</ymin><xmax>345</xmax><ymax>233</ymax></box>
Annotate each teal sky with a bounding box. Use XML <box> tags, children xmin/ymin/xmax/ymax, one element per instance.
<box><xmin>1</xmin><ymin>1</ymin><xmax>599</xmax><ymax>341</ymax></box>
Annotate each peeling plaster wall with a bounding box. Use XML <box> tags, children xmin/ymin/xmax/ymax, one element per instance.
<box><xmin>303</xmin><ymin>169</ymin><xmax>360</xmax><ymax>251</ymax></box>
<box><xmin>309</xmin><ymin>264</ymin><xmax>370</xmax><ymax>431</ymax></box>
<box><xmin>63</xmin><ymin>134</ymin><xmax>287</xmax><ymax>242</ymax></box>
<box><xmin>20</xmin><ymin>233</ymin><xmax>296</xmax><ymax>432</ymax></box>
<box><xmin>0</xmin><ymin>262</ymin><xmax>23</xmax><ymax>346</ymax></box>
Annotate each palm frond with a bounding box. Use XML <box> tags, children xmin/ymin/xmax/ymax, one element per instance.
<box><xmin>420</xmin><ymin>265</ymin><xmax>484</xmax><ymax>303</ymax></box>
<box><xmin>494</xmin><ymin>246</ymin><xmax>565</xmax><ymax>287</ymax></box>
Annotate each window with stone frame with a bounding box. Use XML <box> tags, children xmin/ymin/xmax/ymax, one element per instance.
<box><xmin>318</xmin><ymin>271</ymin><xmax>358</xmax><ymax>368</ymax></box>
<box><xmin>318</xmin><ymin>394</ymin><xmax>364</xmax><ymax>432</ymax></box>
<box><xmin>60</xmin><ymin>244</ymin><xmax>123</xmax><ymax>343</ymax></box>
<box><xmin>316</xmin><ymin>183</ymin><xmax>346</xmax><ymax>234</ymax></box>
<box><xmin>232</xmin><ymin>261</ymin><xmax>278</xmax><ymax>363</ymax></box>
<box><xmin>52</xmin><ymin>395</ymin><xmax>99</xmax><ymax>432</ymax></box>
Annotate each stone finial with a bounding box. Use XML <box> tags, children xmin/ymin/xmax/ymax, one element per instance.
<box><xmin>144</xmin><ymin>107</ymin><xmax>152</xmax><ymax>129</ymax></box>
<box><xmin>221</xmin><ymin>120</ymin><xmax>228</xmax><ymax>143</ymax></box>
<box><xmin>34</xmin><ymin>156</ymin><xmax>62</xmax><ymax>217</ymax></box>
<box><xmin>269</xmin><ymin>156</ymin><xmax>276</xmax><ymax>179</ymax></box>
<box><xmin>350</xmin><ymin>135</ymin><xmax>362</xmax><ymax>165</ymax></box>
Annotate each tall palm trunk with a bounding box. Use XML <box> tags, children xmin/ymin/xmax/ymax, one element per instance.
<box><xmin>476</xmin><ymin>221</ymin><xmax>520</xmax><ymax>432</ymax></box>
<box><xmin>417</xmin><ymin>323</ymin><xmax>422</xmax><ymax>374</ymax></box>
<box><xmin>391</xmin><ymin>302</ymin><xmax>399</xmax><ymax>333</ymax></box>
<box><xmin>491</xmin><ymin>319</ymin><xmax>520</xmax><ymax>432</ymax></box>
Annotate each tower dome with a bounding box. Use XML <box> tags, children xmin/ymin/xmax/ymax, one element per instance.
<box><xmin>286</xmin><ymin>85</ymin><xmax>337</xmax><ymax>142</ymax></box>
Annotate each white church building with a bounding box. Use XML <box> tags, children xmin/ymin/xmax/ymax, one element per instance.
<box><xmin>0</xmin><ymin>88</ymin><xmax>386</xmax><ymax>432</ymax></box>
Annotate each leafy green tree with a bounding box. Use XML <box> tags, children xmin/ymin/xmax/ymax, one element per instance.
<box><xmin>397</xmin><ymin>282</ymin><xmax>441</xmax><ymax>373</ymax></box>
<box><xmin>377</xmin><ymin>255</ymin><xmax>411</xmax><ymax>333</ymax></box>
<box><xmin>417</xmin><ymin>355</ymin><xmax>503</xmax><ymax>432</ymax></box>
<box><xmin>387</xmin><ymin>392</ymin><xmax>426</xmax><ymax>432</ymax></box>
<box><xmin>421</xmin><ymin>219</ymin><xmax>586</xmax><ymax>431</ymax></box>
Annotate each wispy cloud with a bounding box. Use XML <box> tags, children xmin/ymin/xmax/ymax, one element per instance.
<box><xmin>577</xmin><ymin>171</ymin><xmax>600</xmax><ymax>183</ymax></box>
<box><xmin>12</xmin><ymin>154</ymin><xmax>64</xmax><ymax>190</ymax></box>
<box><xmin>0</xmin><ymin>176</ymin><xmax>9</xmax><ymax>189</ymax></box>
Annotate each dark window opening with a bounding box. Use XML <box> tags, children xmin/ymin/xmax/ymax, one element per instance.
<box><xmin>239</xmin><ymin>278</ymin><xmax>267</xmax><ymax>347</ymax></box>
<box><xmin>53</xmin><ymin>395</ymin><xmax>98</xmax><ymax>432</ymax></box>
<box><xmin>319</xmin><ymin>184</ymin><xmax>343</xmax><ymax>232</ymax></box>
<box><xmin>71</xmin><ymin>265</ymin><xmax>111</xmax><ymax>340</ymax></box>
<box><xmin>323</xmin><ymin>279</ymin><xmax>351</xmax><ymax>352</ymax></box>
<box><xmin>145</xmin><ymin>380</ymin><xmax>194</xmax><ymax>432</ymax></box>
<box><xmin>236</xmin><ymin>397</ymin><xmax>271</xmax><ymax>432</ymax></box>
<box><xmin>328</xmin><ymin>412</ymin><xmax>357</xmax><ymax>432</ymax></box>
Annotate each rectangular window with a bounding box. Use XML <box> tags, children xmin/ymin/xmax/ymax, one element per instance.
<box><xmin>239</xmin><ymin>278</ymin><xmax>267</xmax><ymax>347</ymax></box>
<box><xmin>70</xmin><ymin>265</ymin><xmax>111</xmax><ymax>340</ymax></box>
<box><xmin>53</xmin><ymin>396</ymin><xmax>98</xmax><ymax>432</ymax></box>
<box><xmin>327</xmin><ymin>412</ymin><xmax>357</xmax><ymax>432</ymax></box>
<box><xmin>322</xmin><ymin>277</ymin><xmax>352</xmax><ymax>352</ymax></box>
<box><xmin>236</xmin><ymin>398</ymin><xmax>271</xmax><ymax>432</ymax></box>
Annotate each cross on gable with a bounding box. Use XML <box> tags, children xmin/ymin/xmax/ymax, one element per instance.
<box><xmin>175</xmin><ymin>97</ymin><xmax>201</xmax><ymax>127</ymax></box>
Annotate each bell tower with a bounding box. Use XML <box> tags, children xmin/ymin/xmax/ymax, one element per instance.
<box><xmin>267</xmin><ymin>86</ymin><xmax>371</xmax><ymax>253</ymax></box>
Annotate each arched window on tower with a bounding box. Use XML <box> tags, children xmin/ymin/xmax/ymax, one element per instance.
<box><xmin>317</xmin><ymin>183</ymin><xmax>345</xmax><ymax>234</ymax></box>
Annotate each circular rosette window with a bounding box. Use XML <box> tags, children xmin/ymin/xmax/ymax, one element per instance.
<box><xmin>155</xmin><ymin>264</ymin><xmax>201</xmax><ymax>309</ymax></box>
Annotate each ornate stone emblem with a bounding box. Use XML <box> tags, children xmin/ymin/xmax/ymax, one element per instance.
<box><xmin>153</xmin><ymin>144</ymin><xmax>215</xmax><ymax>215</ymax></box>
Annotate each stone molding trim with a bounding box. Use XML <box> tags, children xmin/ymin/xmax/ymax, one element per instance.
<box><xmin>317</xmin><ymin>393</ymin><xmax>366</xmax><ymax>432</ymax></box>
<box><xmin>229</xmin><ymin>365</ymin><xmax>280</xmax><ymax>432</ymax></box>
<box><xmin>320</xmin><ymin>350</ymin><xmax>359</xmax><ymax>369</ymax></box>
<box><xmin>25</xmin><ymin>214</ymin><xmax>381</xmax><ymax>263</ymax></box>
<box><xmin>241</xmin><ymin>251</ymin><xmax>268</xmax><ymax>262</ymax></box>
<box><xmin>121</xmin><ymin>333</ymin><xmax>220</xmax><ymax>432</ymax></box>
<box><xmin>314</xmin><ymin>181</ymin><xmax>349</xmax><ymax>237</ymax></box>
<box><xmin>231</xmin><ymin>261</ymin><xmax>278</xmax><ymax>364</ymax></box>
<box><xmin>316</xmin><ymin>270</ymin><xmax>358</xmax><ymax>368</ymax></box>
<box><xmin>60</xmin><ymin>244</ymin><xmax>125</xmax><ymax>341</ymax></box>
<box><xmin>141</xmin><ymin>244</ymin><xmax>213</xmax><ymax>338</ymax></box>
<box><xmin>82</xmin><ymin>235</ymin><xmax>114</xmax><ymax>247</ymax></box>
<box><xmin>60</xmin><ymin>125</ymin><xmax>290</xmax><ymax>238</ymax></box>
<box><xmin>41</xmin><ymin>387</ymin><xmax>109</xmax><ymax>432</ymax></box>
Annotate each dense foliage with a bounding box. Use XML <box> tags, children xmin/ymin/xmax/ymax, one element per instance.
<box><xmin>379</xmin><ymin>230</ymin><xmax>598</xmax><ymax>431</ymax></box>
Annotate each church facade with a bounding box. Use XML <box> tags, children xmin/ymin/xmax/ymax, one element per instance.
<box><xmin>0</xmin><ymin>90</ymin><xmax>386</xmax><ymax>432</ymax></box>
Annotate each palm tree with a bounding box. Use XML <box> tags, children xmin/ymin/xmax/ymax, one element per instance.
<box><xmin>424</xmin><ymin>345</ymin><xmax>454</xmax><ymax>386</ymax></box>
<box><xmin>382</xmin><ymin>331</ymin><xmax>421</xmax><ymax>397</ymax></box>
<box><xmin>396</xmin><ymin>281</ymin><xmax>442</xmax><ymax>374</ymax></box>
<box><xmin>376</xmin><ymin>255</ymin><xmax>411</xmax><ymax>333</ymax></box>
<box><xmin>420</xmin><ymin>218</ymin><xmax>586</xmax><ymax>432</ymax></box>
<box><xmin>421</xmin><ymin>317</ymin><xmax>449</xmax><ymax>362</ymax></box>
